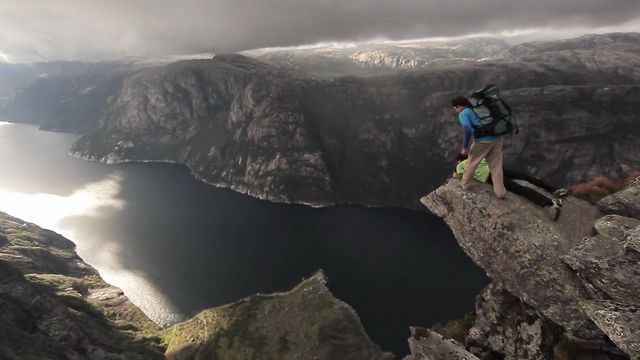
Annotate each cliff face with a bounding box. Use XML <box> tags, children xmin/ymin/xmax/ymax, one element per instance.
<box><xmin>420</xmin><ymin>176</ymin><xmax>640</xmax><ymax>359</ymax></box>
<box><xmin>0</xmin><ymin>211</ymin><xmax>164</xmax><ymax>359</ymax></box>
<box><xmin>68</xmin><ymin>33</ymin><xmax>640</xmax><ymax>208</ymax></box>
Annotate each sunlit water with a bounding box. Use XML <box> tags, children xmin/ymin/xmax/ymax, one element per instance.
<box><xmin>0</xmin><ymin>121</ymin><xmax>488</xmax><ymax>355</ymax></box>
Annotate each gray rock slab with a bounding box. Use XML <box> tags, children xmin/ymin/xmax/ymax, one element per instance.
<box><xmin>404</xmin><ymin>328</ymin><xmax>479</xmax><ymax>360</ymax></box>
<box><xmin>562</xmin><ymin>215</ymin><xmax>640</xmax><ymax>306</ymax></box>
<box><xmin>421</xmin><ymin>178</ymin><xmax>603</xmax><ymax>339</ymax></box>
<box><xmin>581</xmin><ymin>300</ymin><xmax>640</xmax><ymax>359</ymax></box>
<box><xmin>598</xmin><ymin>177</ymin><xmax>640</xmax><ymax>219</ymax></box>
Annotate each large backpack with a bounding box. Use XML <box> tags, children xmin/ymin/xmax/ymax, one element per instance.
<box><xmin>467</xmin><ymin>84</ymin><xmax>518</xmax><ymax>138</ymax></box>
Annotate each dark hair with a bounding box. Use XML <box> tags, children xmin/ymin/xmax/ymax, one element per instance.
<box><xmin>451</xmin><ymin>96</ymin><xmax>472</xmax><ymax>108</ymax></box>
<box><xmin>455</xmin><ymin>153</ymin><xmax>468</xmax><ymax>162</ymax></box>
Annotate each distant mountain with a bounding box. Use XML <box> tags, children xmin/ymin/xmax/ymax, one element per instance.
<box><xmin>66</xmin><ymin>33</ymin><xmax>640</xmax><ymax>208</ymax></box>
<box><xmin>502</xmin><ymin>32</ymin><xmax>640</xmax><ymax>59</ymax></box>
<box><xmin>0</xmin><ymin>60</ymin><xmax>156</xmax><ymax>132</ymax></box>
<box><xmin>247</xmin><ymin>38</ymin><xmax>511</xmax><ymax>77</ymax></box>
<box><xmin>1</xmin><ymin>33</ymin><xmax>639</xmax><ymax>208</ymax></box>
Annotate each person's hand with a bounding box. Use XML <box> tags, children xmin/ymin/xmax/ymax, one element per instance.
<box><xmin>460</xmin><ymin>148</ymin><xmax>468</xmax><ymax>156</ymax></box>
<box><xmin>452</xmin><ymin>171</ymin><xmax>457</xmax><ymax>178</ymax></box>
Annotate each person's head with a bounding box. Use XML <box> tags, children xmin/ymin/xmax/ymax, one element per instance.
<box><xmin>451</xmin><ymin>96</ymin><xmax>471</xmax><ymax>113</ymax></box>
<box><xmin>455</xmin><ymin>152</ymin><xmax>468</xmax><ymax>163</ymax></box>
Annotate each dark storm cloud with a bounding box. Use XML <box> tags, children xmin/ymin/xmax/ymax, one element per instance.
<box><xmin>1</xmin><ymin>0</ymin><xmax>639</xmax><ymax>62</ymax></box>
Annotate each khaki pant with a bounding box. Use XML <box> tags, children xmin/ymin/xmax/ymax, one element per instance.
<box><xmin>460</xmin><ymin>139</ymin><xmax>507</xmax><ymax>198</ymax></box>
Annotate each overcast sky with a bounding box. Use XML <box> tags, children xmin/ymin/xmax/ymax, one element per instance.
<box><xmin>1</xmin><ymin>0</ymin><xmax>639</xmax><ymax>62</ymax></box>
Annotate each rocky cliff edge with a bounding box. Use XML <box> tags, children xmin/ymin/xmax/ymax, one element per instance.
<box><xmin>420</xmin><ymin>177</ymin><xmax>640</xmax><ymax>359</ymax></box>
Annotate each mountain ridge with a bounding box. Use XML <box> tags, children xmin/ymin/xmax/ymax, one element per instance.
<box><xmin>70</xmin><ymin>33</ymin><xmax>640</xmax><ymax>207</ymax></box>
<box><xmin>1</xmin><ymin>32</ymin><xmax>639</xmax><ymax>208</ymax></box>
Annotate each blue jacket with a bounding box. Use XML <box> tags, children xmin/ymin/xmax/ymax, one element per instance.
<box><xmin>459</xmin><ymin>107</ymin><xmax>498</xmax><ymax>149</ymax></box>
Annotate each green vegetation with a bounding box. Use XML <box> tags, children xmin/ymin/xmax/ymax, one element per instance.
<box><xmin>94</xmin><ymin>298</ymin><xmax>163</xmax><ymax>343</ymax></box>
<box><xmin>161</xmin><ymin>273</ymin><xmax>384</xmax><ymax>359</ymax></box>
<box><xmin>430</xmin><ymin>312</ymin><xmax>476</xmax><ymax>343</ymax></box>
<box><xmin>162</xmin><ymin>309</ymin><xmax>230</xmax><ymax>357</ymax></box>
<box><xmin>278</xmin><ymin>332</ymin><xmax>291</xmax><ymax>353</ymax></box>
<box><xmin>25</xmin><ymin>273</ymin><xmax>104</xmax><ymax>297</ymax></box>
<box><xmin>411</xmin><ymin>326</ymin><xmax>430</xmax><ymax>340</ymax></box>
<box><xmin>5</xmin><ymin>230</ymin><xmax>41</xmax><ymax>245</ymax></box>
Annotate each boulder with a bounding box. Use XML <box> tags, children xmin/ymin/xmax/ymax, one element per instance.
<box><xmin>598</xmin><ymin>177</ymin><xmax>640</xmax><ymax>219</ymax></box>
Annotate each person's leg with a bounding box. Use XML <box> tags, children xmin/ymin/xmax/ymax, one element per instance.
<box><xmin>504</xmin><ymin>178</ymin><xmax>553</xmax><ymax>207</ymax></box>
<box><xmin>460</xmin><ymin>142</ymin><xmax>492</xmax><ymax>190</ymax></box>
<box><xmin>485</xmin><ymin>139</ymin><xmax>506</xmax><ymax>198</ymax></box>
<box><xmin>503</xmin><ymin>168</ymin><xmax>558</xmax><ymax>193</ymax></box>
<box><xmin>504</xmin><ymin>177</ymin><xmax>562</xmax><ymax>220</ymax></box>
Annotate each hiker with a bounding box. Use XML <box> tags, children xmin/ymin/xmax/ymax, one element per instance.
<box><xmin>452</xmin><ymin>96</ymin><xmax>506</xmax><ymax>198</ymax></box>
<box><xmin>454</xmin><ymin>153</ymin><xmax>569</xmax><ymax>220</ymax></box>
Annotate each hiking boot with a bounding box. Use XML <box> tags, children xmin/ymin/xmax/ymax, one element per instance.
<box><xmin>547</xmin><ymin>198</ymin><xmax>562</xmax><ymax>221</ymax></box>
<box><xmin>553</xmin><ymin>188</ymin><xmax>570</xmax><ymax>197</ymax></box>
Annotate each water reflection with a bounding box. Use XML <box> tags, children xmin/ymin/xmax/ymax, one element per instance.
<box><xmin>0</xmin><ymin>174</ymin><xmax>125</xmax><ymax>232</ymax></box>
<box><xmin>0</xmin><ymin>173</ymin><xmax>184</xmax><ymax>325</ymax></box>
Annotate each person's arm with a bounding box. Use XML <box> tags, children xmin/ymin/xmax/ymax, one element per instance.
<box><xmin>459</xmin><ymin>110</ymin><xmax>474</xmax><ymax>153</ymax></box>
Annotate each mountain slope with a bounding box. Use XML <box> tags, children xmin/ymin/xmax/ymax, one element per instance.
<box><xmin>72</xmin><ymin>33</ymin><xmax>640</xmax><ymax>207</ymax></box>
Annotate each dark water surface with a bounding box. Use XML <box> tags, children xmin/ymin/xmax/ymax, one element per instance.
<box><xmin>0</xmin><ymin>122</ymin><xmax>488</xmax><ymax>356</ymax></box>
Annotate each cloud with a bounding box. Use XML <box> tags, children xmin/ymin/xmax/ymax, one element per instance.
<box><xmin>1</xmin><ymin>0</ymin><xmax>639</xmax><ymax>62</ymax></box>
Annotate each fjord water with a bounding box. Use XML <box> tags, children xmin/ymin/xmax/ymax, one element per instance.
<box><xmin>0</xmin><ymin>122</ymin><xmax>488</xmax><ymax>355</ymax></box>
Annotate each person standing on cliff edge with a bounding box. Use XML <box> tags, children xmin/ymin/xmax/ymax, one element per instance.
<box><xmin>451</xmin><ymin>96</ymin><xmax>506</xmax><ymax>198</ymax></box>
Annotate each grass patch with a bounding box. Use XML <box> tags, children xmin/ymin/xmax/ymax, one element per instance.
<box><xmin>26</xmin><ymin>273</ymin><xmax>104</xmax><ymax>297</ymax></box>
<box><xmin>431</xmin><ymin>312</ymin><xmax>476</xmax><ymax>343</ymax></box>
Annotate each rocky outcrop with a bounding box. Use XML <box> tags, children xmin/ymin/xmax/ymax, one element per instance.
<box><xmin>163</xmin><ymin>271</ymin><xmax>393</xmax><ymax>360</ymax></box>
<box><xmin>581</xmin><ymin>301</ymin><xmax>640</xmax><ymax>359</ymax></box>
<box><xmin>0</xmin><ymin>211</ymin><xmax>164</xmax><ymax>359</ymax></box>
<box><xmin>465</xmin><ymin>284</ymin><xmax>561</xmax><ymax>360</ymax></box>
<box><xmin>404</xmin><ymin>327</ymin><xmax>479</xmax><ymax>360</ymax></box>
<box><xmin>421</xmin><ymin>178</ymin><xmax>602</xmax><ymax>338</ymax></box>
<box><xmin>597</xmin><ymin>177</ymin><xmax>640</xmax><ymax>219</ymax></box>
<box><xmin>0</xmin><ymin>259</ymin><xmax>164</xmax><ymax>360</ymax></box>
<box><xmin>562</xmin><ymin>214</ymin><xmax>640</xmax><ymax>304</ymax></box>
<box><xmin>421</xmin><ymin>176</ymin><xmax>640</xmax><ymax>359</ymax></box>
